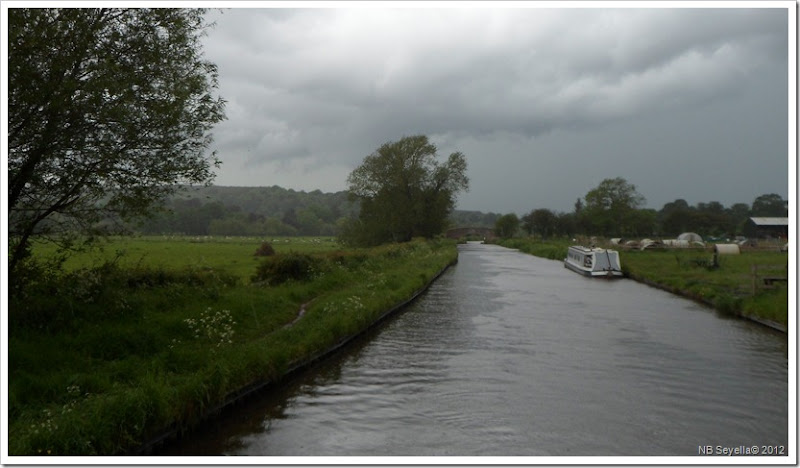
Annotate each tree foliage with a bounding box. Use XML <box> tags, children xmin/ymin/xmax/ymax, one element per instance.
<box><xmin>521</xmin><ymin>208</ymin><xmax>557</xmax><ymax>239</ymax></box>
<box><xmin>751</xmin><ymin>193</ymin><xmax>788</xmax><ymax>217</ymax></box>
<box><xmin>8</xmin><ymin>8</ymin><xmax>225</xmax><ymax>279</ymax></box>
<box><xmin>142</xmin><ymin>185</ymin><xmax>359</xmax><ymax>236</ymax></box>
<box><xmin>581</xmin><ymin>177</ymin><xmax>647</xmax><ymax>237</ymax></box>
<box><xmin>520</xmin><ymin>188</ymin><xmax>786</xmax><ymax>240</ymax></box>
<box><xmin>342</xmin><ymin>135</ymin><xmax>469</xmax><ymax>245</ymax></box>
<box><xmin>134</xmin><ymin>185</ymin><xmax>494</xmax><ymax>237</ymax></box>
<box><xmin>494</xmin><ymin>213</ymin><xmax>520</xmax><ymax>239</ymax></box>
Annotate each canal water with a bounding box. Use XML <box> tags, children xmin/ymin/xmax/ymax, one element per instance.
<box><xmin>160</xmin><ymin>243</ymin><xmax>788</xmax><ymax>457</ymax></box>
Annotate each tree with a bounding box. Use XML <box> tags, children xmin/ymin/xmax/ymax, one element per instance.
<box><xmin>343</xmin><ymin>135</ymin><xmax>469</xmax><ymax>245</ymax></box>
<box><xmin>728</xmin><ymin>202</ymin><xmax>751</xmax><ymax>221</ymax></box>
<box><xmin>295</xmin><ymin>208</ymin><xmax>323</xmax><ymax>235</ymax></box>
<box><xmin>522</xmin><ymin>208</ymin><xmax>557</xmax><ymax>239</ymax></box>
<box><xmin>751</xmin><ymin>193</ymin><xmax>788</xmax><ymax>217</ymax></box>
<box><xmin>657</xmin><ymin>199</ymin><xmax>693</xmax><ymax>236</ymax></box>
<box><xmin>520</xmin><ymin>212</ymin><xmax>535</xmax><ymax>236</ymax></box>
<box><xmin>555</xmin><ymin>212</ymin><xmax>577</xmax><ymax>238</ymax></box>
<box><xmin>695</xmin><ymin>201</ymin><xmax>734</xmax><ymax>237</ymax></box>
<box><xmin>574</xmin><ymin>198</ymin><xmax>584</xmax><ymax>214</ymax></box>
<box><xmin>8</xmin><ymin>8</ymin><xmax>226</xmax><ymax>280</ymax></box>
<box><xmin>728</xmin><ymin>202</ymin><xmax>751</xmax><ymax>235</ymax></box>
<box><xmin>627</xmin><ymin>208</ymin><xmax>657</xmax><ymax>237</ymax></box>
<box><xmin>583</xmin><ymin>177</ymin><xmax>647</xmax><ymax>236</ymax></box>
<box><xmin>494</xmin><ymin>213</ymin><xmax>519</xmax><ymax>239</ymax></box>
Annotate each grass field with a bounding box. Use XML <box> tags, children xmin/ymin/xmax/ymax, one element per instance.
<box><xmin>496</xmin><ymin>237</ymin><xmax>789</xmax><ymax>328</ymax></box>
<box><xmin>9</xmin><ymin>236</ymin><xmax>458</xmax><ymax>455</ymax></box>
<box><xmin>30</xmin><ymin>235</ymin><xmax>340</xmax><ymax>280</ymax></box>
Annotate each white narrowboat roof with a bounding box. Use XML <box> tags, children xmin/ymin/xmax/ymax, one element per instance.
<box><xmin>749</xmin><ymin>217</ymin><xmax>788</xmax><ymax>226</ymax></box>
<box><xmin>568</xmin><ymin>245</ymin><xmax>617</xmax><ymax>253</ymax></box>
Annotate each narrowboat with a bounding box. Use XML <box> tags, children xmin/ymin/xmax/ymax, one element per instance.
<box><xmin>564</xmin><ymin>245</ymin><xmax>623</xmax><ymax>278</ymax></box>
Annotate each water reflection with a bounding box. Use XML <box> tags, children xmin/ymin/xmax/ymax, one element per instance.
<box><xmin>159</xmin><ymin>243</ymin><xmax>787</xmax><ymax>456</ymax></box>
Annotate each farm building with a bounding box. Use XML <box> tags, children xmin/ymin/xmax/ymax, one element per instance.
<box><xmin>744</xmin><ymin>217</ymin><xmax>788</xmax><ymax>239</ymax></box>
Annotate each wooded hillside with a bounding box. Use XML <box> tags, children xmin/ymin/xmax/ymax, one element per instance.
<box><xmin>136</xmin><ymin>185</ymin><xmax>499</xmax><ymax>237</ymax></box>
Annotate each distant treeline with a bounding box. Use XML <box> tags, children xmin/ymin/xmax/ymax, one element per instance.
<box><xmin>513</xmin><ymin>191</ymin><xmax>788</xmax><ymax>241</ymax></box>
<box><xmin>136</xmin><ymin>184</ymin><xmax>786</xmax><ymax>240</ymax></box>
<box><xmin>136</xmin><ymin>185</ymin><xmax>501</xmax><ymax>237</ymax></box>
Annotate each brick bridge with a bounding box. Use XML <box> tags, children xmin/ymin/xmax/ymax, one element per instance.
<box><xmin>445</xmin><ymin>227</ymin><xmax>497</xmax><ymax>240</ymax></box>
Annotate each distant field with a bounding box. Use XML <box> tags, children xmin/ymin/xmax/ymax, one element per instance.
<box><xmin>31</xmin><ymin>236</ymin><xmax>341</xmax><ymax>280</ymax></box>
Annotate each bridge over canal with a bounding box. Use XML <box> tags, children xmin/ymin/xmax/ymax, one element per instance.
<box><xmin>445</xmin><ymin>226</ymin><xmax>497</xmax><ymax>240</ymax></box>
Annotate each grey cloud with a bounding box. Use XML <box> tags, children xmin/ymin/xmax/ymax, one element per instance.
<box><xmin>203</xmin><ymin>6</ymin><xmax>789</xmax><ymax>213</ymax></box>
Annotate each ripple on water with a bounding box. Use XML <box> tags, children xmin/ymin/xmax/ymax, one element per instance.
<box><xmin>162</xmin><ymin>244</ymin><xmax>787</xmax><ymax>457</ymax></box>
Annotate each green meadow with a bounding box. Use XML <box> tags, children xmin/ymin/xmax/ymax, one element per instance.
<box><xmin>496</xmin><ymin>238</ymin><xmax>789</xmax><ymax>328</ymax></box>
<box><xmin>30</xmin><ymin>235</ymin><xmax>340</xmax><ymax>280</ymax></box>
<box><xmin>9</xmin><ymin>236</ymin><xmax>458</xmax><ymax>455</ymax></box>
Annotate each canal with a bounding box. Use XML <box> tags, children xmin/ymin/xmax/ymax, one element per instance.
<box><xmin>160</xmin><ymin>243</ymin><xmax>788</xmax><ymax>457</ymax></box>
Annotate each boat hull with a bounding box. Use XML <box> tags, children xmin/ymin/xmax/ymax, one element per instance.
<box><xmin>564</xmin><ymin>260</ymin><xmax>624</xmax><ymax>277</ymax></box>
<box><xmin>564</xmin><ymin>246</ymin><xmax>624</xmax><ymax>278</ymax></box>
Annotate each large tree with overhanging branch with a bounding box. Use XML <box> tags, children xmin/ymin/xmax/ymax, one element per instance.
<box><xmin>8</xmin><ymin>8</ymin><xmax>226</xmax><ymax>285</ymax></box>
<box><xmin>342</xmin><ymin>135</ymin><xmax>469</xmax><ymax>246</ymax></box>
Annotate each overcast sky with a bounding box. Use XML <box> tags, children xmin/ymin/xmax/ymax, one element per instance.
<box><xmin>201</xmin><ymin>3</ymin><xmax>791</xmax><ymax>215</ymax></box>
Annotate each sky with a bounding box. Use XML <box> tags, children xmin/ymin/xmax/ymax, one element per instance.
<box><xmin>200</xmin><ymin>2</ymin><xmax>793</xmax><ymax>215</ymax></box>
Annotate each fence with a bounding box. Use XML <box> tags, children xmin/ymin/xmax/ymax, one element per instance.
<box><xmin>750</xmin><ymin>264</ymin><xmax>788</xmax><ymax>294</ymax></box>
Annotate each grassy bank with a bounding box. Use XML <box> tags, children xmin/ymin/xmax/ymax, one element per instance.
<box><xmin>8</xmin><ymin>237</ymin><xmax>458</xmax><ymax>455</ymax></box>
<box><xmin>495</xmin><ymin>238</ymin><xmax>788</xmax><ymax>328</ymax></box>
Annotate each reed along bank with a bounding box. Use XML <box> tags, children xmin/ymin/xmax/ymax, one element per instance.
<box><xmin>8</xmin><ymin>237</ymin><xmax>458</xmax><ymax>455</ymax></box>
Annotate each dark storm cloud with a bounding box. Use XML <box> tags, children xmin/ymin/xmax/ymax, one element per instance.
<box><xmin>202</xmin><ymin>4</ymin><xmax>790</xmax><ymax>213</ymax></box>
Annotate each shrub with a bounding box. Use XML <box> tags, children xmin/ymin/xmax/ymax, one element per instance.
<box><xmin>253</xmin><ymin>242</ymin><xmax>276</xmax><ymax>257</ymax></box>
<box><xmin>251</xmin><ymin>253</ymin><xmax>323</xmax><ymax>285</ymax></box>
